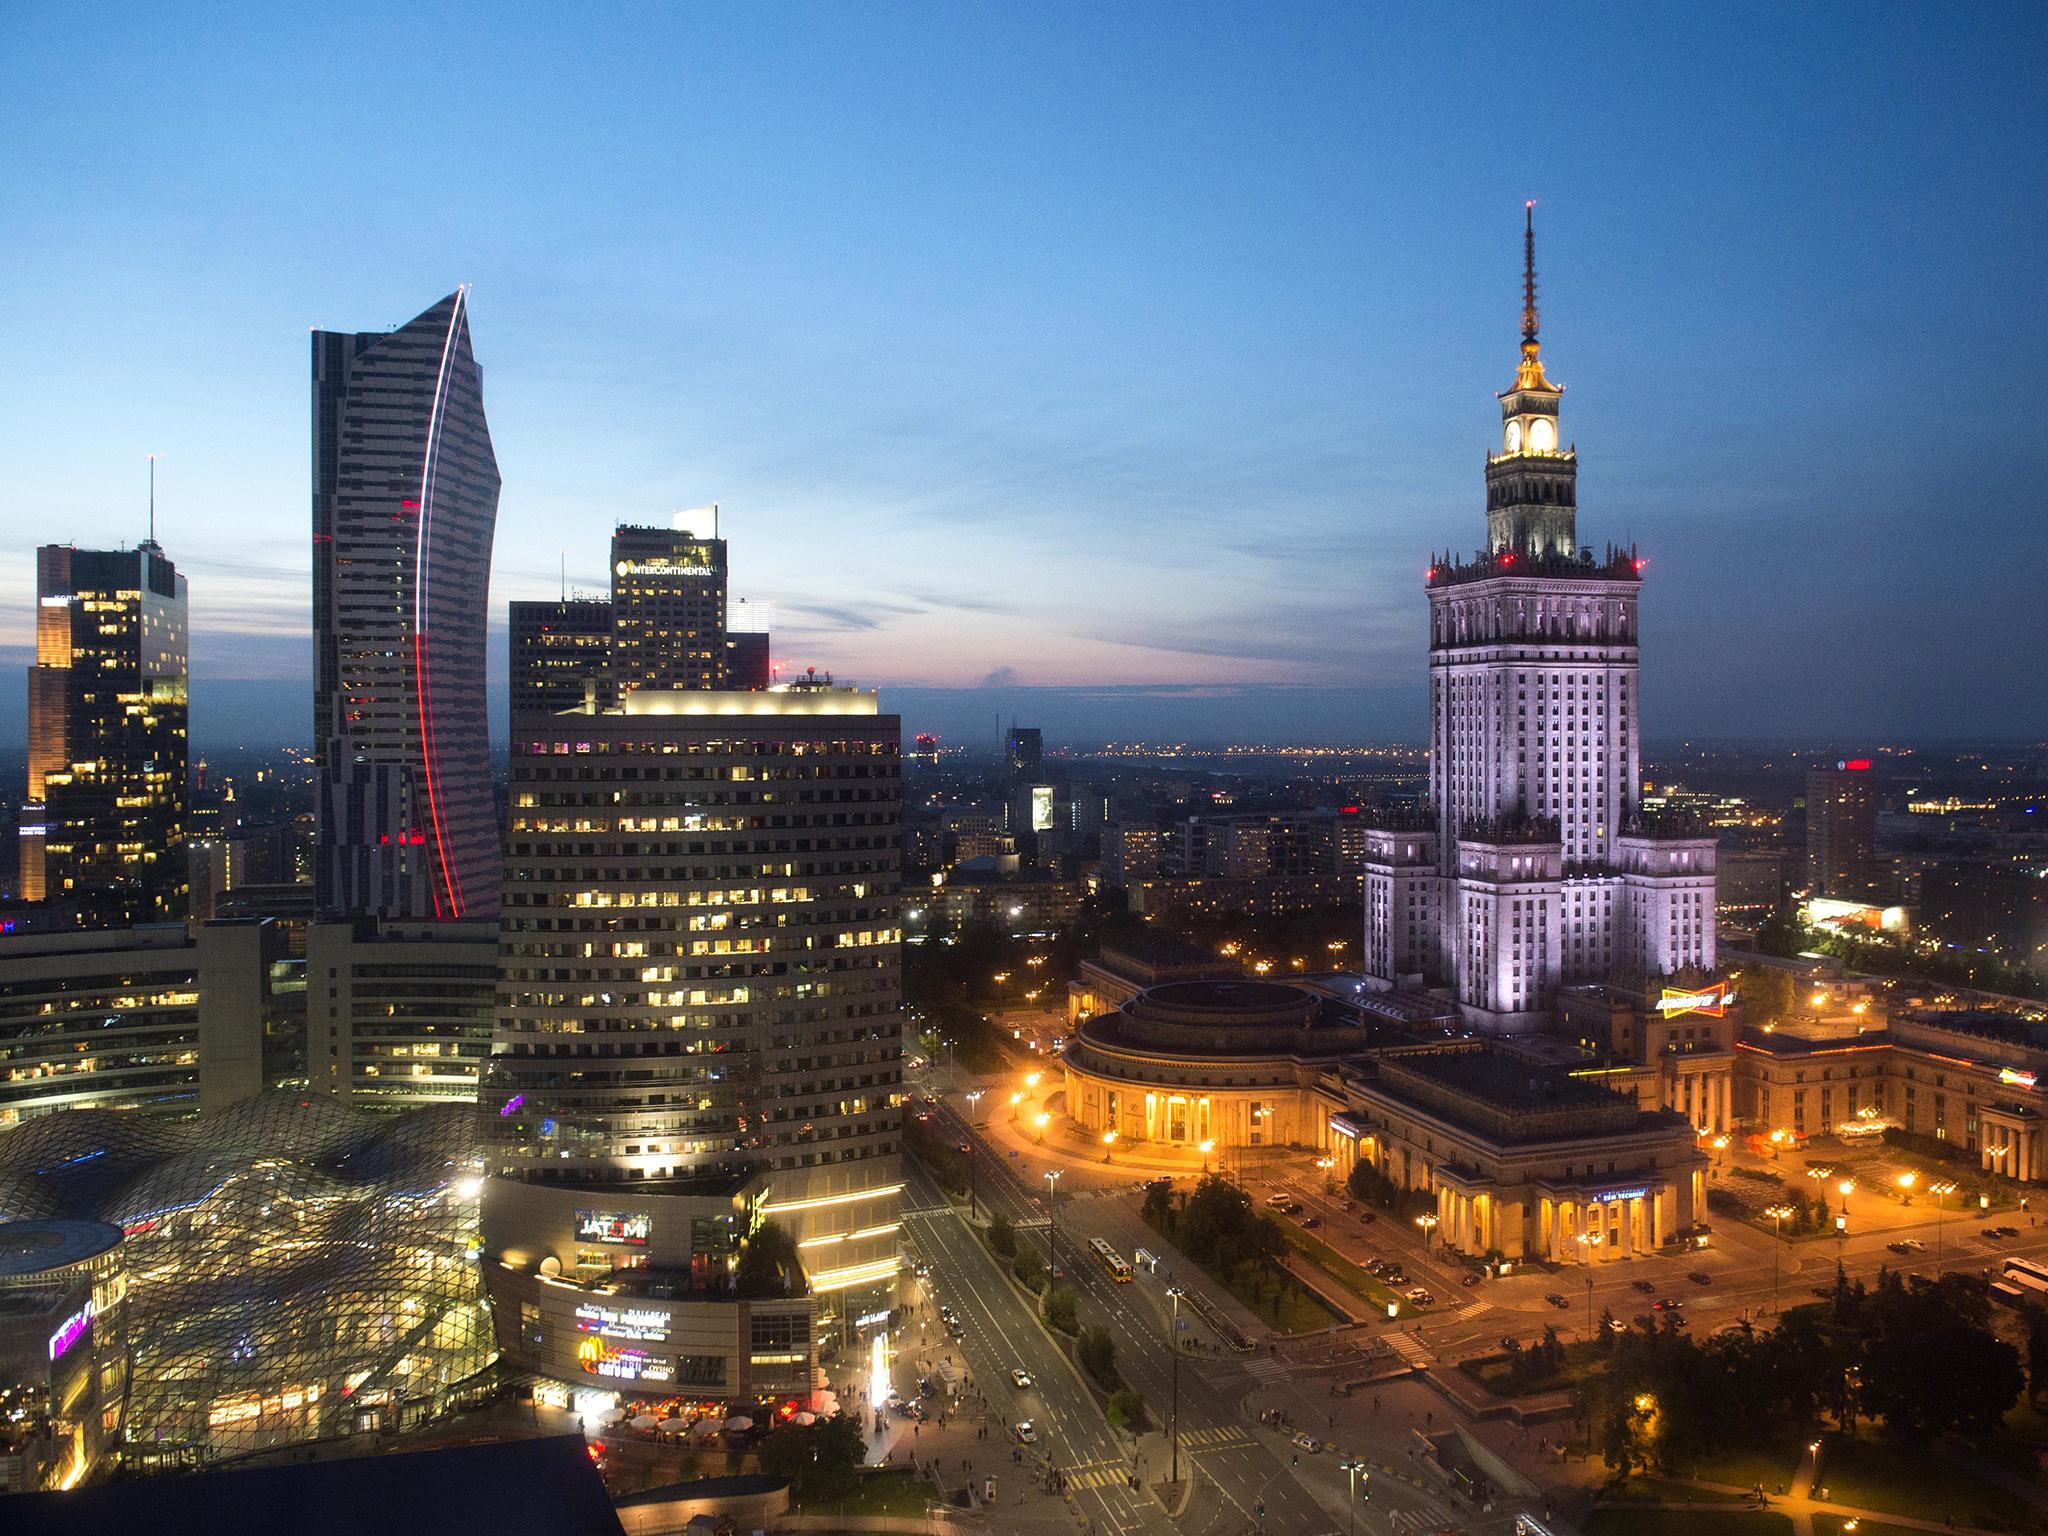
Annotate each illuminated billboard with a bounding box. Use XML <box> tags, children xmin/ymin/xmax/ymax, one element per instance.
<box><xmin>575</xmin><ymin>1209</ymin><xmax>651</xmax><ymax>1247</ymax></box>
<box><xmin>1030</xmin><ymin>786</ymin><xmax>1054</xmax><ymax>833</ymax></box>
<box><xmin>575</xmin><ymin>1303</ymin><xmax>671</xmax><ymax>1342</ymax></box>
<box><xmin>1656</xmin><ymin>982</ymin><xmax>1736</xmax><ymax>1018</ymax></box>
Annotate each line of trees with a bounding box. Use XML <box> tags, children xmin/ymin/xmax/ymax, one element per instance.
<box><xmin>1347</xmin><ymin>1155</ymin><xmax>1435</xmax><ymax>1221</ymax></box>
<box><xmin>1575</xmin><ymin>1268</ymin><xmax>2024</xmax><ymax>1476</ymax></box>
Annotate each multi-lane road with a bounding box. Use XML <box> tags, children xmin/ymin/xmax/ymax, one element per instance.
<box><xmin>912</xmin><ymin>1095</ymin><xmax>1471</xmax><ymax>1536</ymax></box>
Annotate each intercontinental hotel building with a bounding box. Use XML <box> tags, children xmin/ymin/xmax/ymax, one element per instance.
<box><xmin>480</xmin><ymin>683</ymin><xmax>904</xmax><ymax>1400</ymax></box>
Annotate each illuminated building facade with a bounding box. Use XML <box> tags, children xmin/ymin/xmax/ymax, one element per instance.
<box><xmin>0</xmin><ymin>922</ymin><xmax>282</xmax><ymax>1127</ymax></box>
<box><xmin>23</xmin><ymin>542</ymin><xmax>189</xmax><ymax>927</ymax></box>
<box><xmin>1364</xmin><ymin>210</ymin><xmax>1716</xmax><ymax>1031</ymax></box>
<box><xmin>1806</xmin><ymin>760</ymin><xmax>1882</xmax><ymax>899</ymax></box>
<box><xmin>305</xmin><ymin>917</ymin><xmax>497</xmax><ymax>1111</ymax></box>
<box><xmin>0</xmin><ymin>1093</ymin><xmax>497</xmax><ymax>1473</ymax></box>
<box><xmin>481</xmin><ymin>684</ymin><xmax>905</xmax><ymax>1398</ymax></box>
<box><xmin>0</xmin><ymin>1218</ymin><xmax>125</xmax><ymax>1492</ymax></box>
<box><xmin>611</xmin><ymin>514</ymin><xmax>729</xmax><ymax>694</ymax></box>
<box><xmin>1737</xmin><ymin>1008</ymin><xmax>2048</xmax><ymax>1180</ymax></box>
<box><xmin>313</xmin><ymin>290</ymin><xmax>501</xmax><ymax>922</ymax></box>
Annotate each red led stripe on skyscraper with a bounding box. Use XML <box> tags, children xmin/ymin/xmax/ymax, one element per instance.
<box><xmin>413</xmin><ymin>291</ymin><xmax>468</xmax><ymax>918</ymax></box>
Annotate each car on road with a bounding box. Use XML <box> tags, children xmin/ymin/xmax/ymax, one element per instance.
<box><xmin>1501</xmin><ymin>1334</ymin><xmax>1520</xmax><ymax>1350</ymax></box>
<box><xmin>1264</xmin><ymin>1193</ymin><xmax>1294</xmax><ymax>1209</ymax></box>
<box><xmin>1460</xmin><ymin>1272</ymin><xmax>1481</xmax><ymax>1287</ymax></box>
<box><xmin>1688</xmin><ymin>1270</ymin><xmax>1713</xmax><ymax>1285</ymax></box>
<box><xmin>917</xmin><ymin>1377</ymin><xmax>937</xmax><ymax>1399</ymax></box>
<box><xmin>1011</xmin><ymin>1369</ymin><xmax>1034</xmax><ymax>1389</ymax></box>
<box><xmin>1291</xmin><ymin>1432</ymin><xmax>1321</xmax><ymax>1453</ymax></box>
<box><xmin>1300</xmin><ymin>1214</ymin><xmax>1322</xmax><ymax>1229</ymax></box>
<box><xmin>1887</xmin><ymin>1240</ymin><xmax>1918</xmax><ymax>1255</ymax></box>
<box><xmin>945</xmin><ymin>1318</ymin><xmax>964</xmax><ymax>1338</ymax></box>
<box><xmin>1632</xmin><ymin>1279</ymin><xmax>1656</xmax><ymax>1294</ymax></box>
<box><xmin>1405</xmin><ymin>1287</ymin><xmax>1436</xmax><ymax>1306</ymax></box>
<box><xmin>1653</xmin><ymin>1298</ymin><xmax>1684</xmax><ymax>1312</ymax></box>
<box><xmin>915</xmin><ymin>1111</ymin><xmax>933</xmax><ymax>1122</ymax></box>
<box><xmin>893</xmin><ymin>1399</ymin><xmax>925</xmax><ymax>1421</ymax></box>
<box><xmin>1014</xmin><ymin>1420</ymin><xmax>1038</xmax><ymax>1445</ymax></box>
<box><xmin>1384</xmin><ymin>1269</ymin><xmax>1408</xmax><ymax>1286</ymax></box>
<box><xmin>1359</xmin><ymin>1210</ymin><xmax>1377</xmax><ymax>1224</ymax></box>
<box><xmin>956</xmin><ymin>1142</ymin><xmax>972</xmax><ymax>1154</ymax></box>
<box><xmin>1545</xmin><ymin>1293</ymin><xmax>1570</xmax><ymax>1309</ymax></box>
<box><xmin>1365</xmin><ymin>1259</ymin><xmax>1388</xmax><ymax>1276</ymax></box>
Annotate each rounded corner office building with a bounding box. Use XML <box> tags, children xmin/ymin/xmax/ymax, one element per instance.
<box><xmin>1061</xmin><ymin>980</ymin><xmax>1370</xmax><ymax>1151</ymax></box>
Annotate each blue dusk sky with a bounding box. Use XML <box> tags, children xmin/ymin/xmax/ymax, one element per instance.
<box><xmin>1</xmin><ymin>3</ymin><xmax>2043</xmax><ymax>748</ymax></box>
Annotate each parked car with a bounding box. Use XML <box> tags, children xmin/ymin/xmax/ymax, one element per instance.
<box><xmin>1265</xmin><ymin>1193</ymin><xmax>1294</xmax><ymax>1209</ymax></box>
<box><xmin>1011</xmin><ymin>1369</ymin><xmax>1034</xmax><ymax>1389</ymax></box>
<box><xmin>1632</xmin><ymin>1279</ymin><xmax>1656</xmax><ymax>1294</ymax></box>
<box><xmin>1501</xmin><ymin>1334</ymin><xmax>1521</xmax><ymax>1351</ymax></box>
<box><xmin>1014</xmin><ymin>1421</ymin><xmax>1038</xmax><ymax>1444</ymax></box>
<box><xmin>1291</xmin><ymin>1432</ymin><xmax>1321</xmax><ymax>1453</ymax></box>
<box><xmin>1366</xmin><ymin>1259</ymin><xmax>1388</xmax><ymax>1277</ymax></box>
<box><xmin>1384</xmin><ymin>1269</ymin><xmax>1408</xmax><ymax>1286</ymax></box>
<box><xmin>1460</xmin><ymin>1272</ymin><xmax>1482</xmax><ymax>1287</ymax></box>
<box><xmin>917</xmin><ymin>1377</ymin><xmax>937</xmax><ymax>1398</ymax></box>
<box><xmin>1545</xmin><ymin>1293</ymin><xmax>1570</xmax><ymax>1309</ymax></box>
<box><xmin>1300</xmin><ymin>1214</ymin><xmax>1322</xmax><ymax>1229</ymax></box>
<box><xmin>1406</xmin><ymin>1287</ymin><xmax>1436</xmax><ymax>1306</ymax></box>
<box><xmin>1688</xmin><ymin>1270</ymin><xmax>1713</xmax><ymax>1285</ymax></box>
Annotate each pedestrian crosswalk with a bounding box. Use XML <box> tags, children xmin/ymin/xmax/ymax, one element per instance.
<box><xmin>1242</xmin><ymin>1354</ymin><xmax>1291</xmax><ymax>1381</ymax></box>
<box><xmin>1061</xmin><ymin>1459</ymin><xmax>1129</xmax><ymax>1489</ymax></box>
<box><xmin>1382</xmin><ymin>1509</ymin><xmax>1439</xmax><ymax>1532</ymax></box>
<box><xmin>1381</xmin><ymin>1331</ymin><xmax>1434</xmax><ymax>1368</ymax></box>
<box><xmin>1453</xmin><ymin>1299</ymin><xmax>1490</xmax><ymax>1320</ymax></box>
<box><xmin>1179</xmin><ymin>1425</ymin><xmax>1253</xmax><ymax>1450</ymax></box>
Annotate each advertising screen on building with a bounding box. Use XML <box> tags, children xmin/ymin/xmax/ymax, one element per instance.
<box><xmin>1030</xmin><ymin>785</ymin><xmax>1054</xmax><ymax>833</ymax></box>
<box><xmin>575</xmin><ymin>1209</ymin><xmax>651</xmax><ymax>1247</ymax></box>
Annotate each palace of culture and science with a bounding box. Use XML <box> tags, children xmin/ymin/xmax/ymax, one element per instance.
<box><xmin>1364</xmin><ymin>208</ymin><xmax>1717</xmax><ymax>1032</ymax></box>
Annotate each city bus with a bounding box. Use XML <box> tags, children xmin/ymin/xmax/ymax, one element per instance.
<box><xmin>2003</xmin><ymin>1258</ymin><xmax>2048</xmax><ymax>1291</ymax></box>
<box><xmin>1089</xmin><ymin>1237</ymin><xmax>1132</xmax><ymax>1282</ymax></box>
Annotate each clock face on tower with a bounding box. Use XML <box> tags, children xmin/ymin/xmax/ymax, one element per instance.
<box><xmin>1529</xmin><ymin>418</ymin><xmax>1556</xmax><ymax>453</ymax></box>
<box><xmin>1505</xmin><ymin>421</ymin><xmax>1522</xmax><ymax>453</ymax></box>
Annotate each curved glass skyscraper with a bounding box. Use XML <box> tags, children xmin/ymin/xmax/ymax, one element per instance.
<box><xmin>313</xmin><ymin>290</ymin><xmax>501</xmax><ymax>921</ymax></box>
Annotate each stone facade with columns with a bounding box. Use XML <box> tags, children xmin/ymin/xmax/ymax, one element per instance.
<box><xmin>1735</xmin><ymin>1009</ymin><xmax>2048</xmax><ymax>1181</ymax></box>
<box><xmin>1318</xmin><ymin>1041</ymin><xmax>1706</xmax><ymax>1263</ymax></box>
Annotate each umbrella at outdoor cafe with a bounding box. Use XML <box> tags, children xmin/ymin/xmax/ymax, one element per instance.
<box><xmin>723</xmin><ymin>1414</ymin><xmax>755</xmax><ymax>1432</ymax></box>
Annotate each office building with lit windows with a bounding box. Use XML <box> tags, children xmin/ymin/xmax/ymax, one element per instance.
<box><xmin>305</xmin><ymin>917</ymin><xmax>498</xmax><ymax>1111</ymax></box>
<box><xmin>509</xmin><ymin>597</ymin><xmax>615</xmax><ymax>720</ymax></box>
<box><xmin>1806</xmin><ymin>759</ymin><xmax>1882</xmax><ymax>899</ymax></box>
<box><xmin>1363</xmin><ymin>210</ymin><xmax>1716</xmax><ymax>1032</ymax></box>
<box><xmin>22</xmin><ymin>541</ymin><xmax>189</xmax><ymax>927</ymax></box>
<box><xmin>313</xmin><ymin>290</ymin><xmax>501</xmax><ymax>922</ymax></box>
<box><xmin>479</xmin><ymin>683</ymin><xmax>904</xmax><ymax>1400</ymax></box>
<box><xmin>0</xmin><ymin>921</ymin><xmax>283</xmax><ymax>1127</ymax></box>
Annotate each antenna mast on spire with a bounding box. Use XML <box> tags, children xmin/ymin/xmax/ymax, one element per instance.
<box><xmin>1522</xmin><ymin>200</ymin><xmax>1539</xmax><ymax>343</ymax></box>
<box><xmin>148</xmin><ymin>453</ymin><xmax>158</xmax><ymax>545</ymax></box>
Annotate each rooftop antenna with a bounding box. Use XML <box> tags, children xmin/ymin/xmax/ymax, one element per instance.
<box><xmin>560</xmin><ymin>549</ymin><xmax>567</xmax><ymax>602</ymax></box>
<box><xmin>147</xmin><ymin>453</ymin><xmax>159</xmax><ymax>546</ymax></box>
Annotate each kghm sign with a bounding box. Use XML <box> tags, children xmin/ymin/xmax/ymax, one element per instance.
<box><xmin>1656</xmin><ymin>981</ymin><xmax>1736</xmax><ymax>1018</ymax></box>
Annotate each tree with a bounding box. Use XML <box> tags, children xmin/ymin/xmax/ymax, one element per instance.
<box><xmin>1596</xmin><ymin>1306</ymin><xmax>1619</xmax><ymax>1354</ymax></box>
<box><xmin>759</xmin><ymin>1414</ymin><xmax>865</xmax><ymax>1503</ymax></box>
<box><xmin>1013</xmin><ymin>1247</ymin><xmax>1044</xmax><ymax>1292</ymax></box>
<box><xmin>1860</xmin><ymin>1274</ymin><xmax>2024</xmax><ymax>1442</ymax></box>
<box><xmin>1107</xmin><ymin>1389</ymin><xmax>1146</xmax><ymax>1431</ymax></box>
<box><xmin>1742</xmin><ymin>965</ymin><xmax>1796</xmax><ymax>1026</ymax></box>
<box><xmin>1043</xmin><ymin>1284</ymin><xmax>1078</xmax><ymax>1334</ymax></box>
<box><xmin>2026</xmin><ymin>1304</ymin><xmax>2048</xmax><ymax>1408</ymax></box>
<box><xmin>1078</xmin><ymin>1325</ymin><xmax>1118</xmax><ymax>1389</ymax></box>
<box><xmin>735</xmin><ymin>1221</ymin><xmax>802</xmax><ymax>1296</ymax></box>
<box><xmin>988</xmin><ymin>1212</ymin><xmax>1016</xmax><ymax>1259</ymax></box>
<box><xmin>1141</xmin><ymin>1178</ymin><xmax>1174</xmax><ymax>1228</ymax></box>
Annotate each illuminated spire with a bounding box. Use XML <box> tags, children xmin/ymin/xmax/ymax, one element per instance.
<box><xmin>1522</xmin><ymin>200</ymin><xmax>1539</xmax><ymax>343</ymax></box>
<box><xmin>1513</xmin><ymin>200</ymin><xmax>1554</xmax><ymax>393</ymax></box>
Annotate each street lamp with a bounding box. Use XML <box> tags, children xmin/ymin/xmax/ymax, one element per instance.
<box><xmin>1166</xmin><ymin>1287</ymin><xmax>1184</xmax><ymax>1484</ymax></box>
<box><xmin>1415</xmin><ymin>1211</ymin><xmax>1440</xmax><ymax>1300</ymax></box>
<box><xmin>1930</xmin><ymin>1179</ymin><xmax>1957</xmax><ymax>1269</ymax></box>
<box><xmin>1198</xmin><ymin>1138</ymin><xmax>1215</xmax><ymax>1174</ymax></box>
<box><xmin>1340</xmin><ymin>1458</ymin><xmax>1369</xmax><ymax>1536</ymax></box>
<box><xmin>1764</xmin><ymin>1205</ymin><xmax>1794</xmax><ymax>1316</ymax></box>
<box><xmin>1578</xmin><ymin>1230</ymin><xmax>1603</xmax><ymax>1340</ymax></box>
<box><xmin>963</xmin><ymin>1091</ymin><xmax>984</xmax><ymax>1219</ymax></box>
<box><xmin>1045</xmin><ymin>1169</ymin><xmax>1063</xmax><ymax>1280</ymax></box>
<box><xmin>1102</xmin><ymin>1129</ymin><xmax>1118</xmax><ymax>1164</ymax></box>
<box><xmin>1034</xmin><ymin>1111</ymin><xmax>1051</xmax><ymax>1144</ymax></box>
